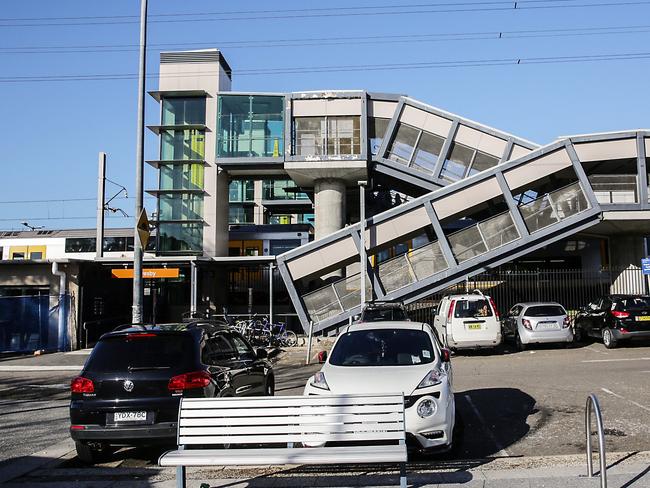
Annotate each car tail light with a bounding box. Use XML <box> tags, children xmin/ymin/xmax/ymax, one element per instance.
<box><xmin>489</xmin><ymin>297</ymin><xmax>500</xmax><ymax>320</ymax></box>
<box><xmin>522</xmin><ymin>319</ymin><xmax>532</xmax><ymax>330</ymax></box>
<box><xmin>70</xmin><ymin>425</ymin><xmax>86</xmax><ymax>430</ymax></box>
<box><xmin>447</xmin><ymin>300</ymin><xmax>456</xmax><ymax>321</ymax></box>
<box><xmin>125</xmin><ymin>333</ymin><xmax>157</xmax><ymax>339</ymax></box>
<box><xmin>612</xmin><ymin>311</ymin><xmax>630</xmax><ymax>319</ymax></box>
<box><xmin>168</xmin><ymin>371</ymin><xmax>211</xmax><ymax>391</ymax></box>
<box><xmin>563</xmin><ymin>316</ymin><xmax>570</xmax><ymax>328</ymax></box>
<box><xmin>71</xmin><ymin>376</ymin><xmax>94</xmax><ymax>394</ymax></box>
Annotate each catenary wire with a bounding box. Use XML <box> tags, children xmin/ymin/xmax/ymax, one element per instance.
<box><xmin>2</xmin><ymin>24</ymin><xmax>650</xmax><ymax>54</ymax></box>
<box><xmin>1</xmin><ymin>1</ymin><xmax>649</xmax><ymax>27</ymax></box>
<box><xmin>0</xmin><ymin>51</ymin><xmax>649</xmax><ymax>83</ymax></box>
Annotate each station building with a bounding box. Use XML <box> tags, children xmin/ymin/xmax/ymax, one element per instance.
<box><xmin>1</xmin><ymin>48</ymin><xmax>649</xmax><ymax>350</ymax></box>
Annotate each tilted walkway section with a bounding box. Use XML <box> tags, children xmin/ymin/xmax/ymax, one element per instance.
<box><xmin>278</xmin><ymin>130</ymin><xmax>650</xmax><ymax>333</ymax></box>
<box><xmin>371</xmin><ymin>96</ymin><xmax>539</xmax><ymax>194</ymax></box>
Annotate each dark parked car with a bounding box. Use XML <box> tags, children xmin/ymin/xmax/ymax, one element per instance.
<box><xmin>358</xmin><ymin>301</ymin><xmax>410</xmax><ymax>323</ymax></box>
<box><xmin>70</xmin><ymin>322</ymin><xmax>273</xmax><ymax>463</ymax></box>
<box><xmin>574</xmin><ymin>295</ymin><xmax>650</xmax><ymax>348</ymax></box>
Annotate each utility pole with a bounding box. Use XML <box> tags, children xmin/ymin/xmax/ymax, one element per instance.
<box><xmin>132</xmin><ymin>0</ymin><xmax>148</xmax><ymax>324</ymax></box>
<box><xmin>359</xmin><ymin>180</ymin><xmax>368</xmax><ymax>307</ymax></box>
<box><xmin>96</xmin><ymin>152</ymin><xmax>106</xmax><ymax>259</ymax></box>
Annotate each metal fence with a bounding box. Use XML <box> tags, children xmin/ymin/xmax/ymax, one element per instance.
<box><xmin>0</xmin><ymin>294</ymin><xmax>70</xmax><ymax>353</ymax></box>
<box><xmin>406</xmin><ymin>266</ymin><xmax>647</xmax><ymax>323</ymax></box>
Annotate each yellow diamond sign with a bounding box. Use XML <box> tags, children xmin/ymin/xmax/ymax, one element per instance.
<box><xmin>136</xmin><ymin>209</ymin><xmax>150</xmax><ymax>249</ymax></box>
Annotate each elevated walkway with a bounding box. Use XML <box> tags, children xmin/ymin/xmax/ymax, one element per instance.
<box><xmin>277</xmin><ymin>130</ymin><xmax>650</xmax><ymax>333</ymax></box>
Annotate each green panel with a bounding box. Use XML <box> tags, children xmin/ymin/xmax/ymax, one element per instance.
<box><xmin>159</xmin><ymin>193</ymin><xmax>203</xmax><ymax>221</ymax></box>
<box><xmin>262</xmin><ymin>179</ymin><xmax>309</xmax><ymax>200</ymax></box>
<box><xmin>160</xmin><ymin>164</ymin><xmax>204</xmax><ymax>190</ymax></box>
<box><xmin>158</xmin><ymin>223</ymin><xmax>203</xmax><ymax>253</ymax></box>
<box><xmin>162</xmin><ymin>97</ymin><xmax>206</xmax><ymax>125</ymax></box>
<box><xmin>161</xmin><ymin>129</ymin><xmax>205</xmax><ymax>160</ymax></box>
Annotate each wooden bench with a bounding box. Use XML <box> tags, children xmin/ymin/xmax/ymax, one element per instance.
<box><xmin>159</xmin><ymin>393</ymin><xmax>408</xmax><ymax>488</ymax></box>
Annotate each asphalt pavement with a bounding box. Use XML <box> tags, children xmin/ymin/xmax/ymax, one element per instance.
<box><xmin>0</xmin><ymin>338</ymin><xmax>649</xmax><ymax>487</ymax></box>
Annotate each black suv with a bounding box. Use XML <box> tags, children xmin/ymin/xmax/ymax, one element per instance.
<box><xmin>358</xmin><ymin>301</ymin><xmax>410</xmax><ymax>323</ymax></box>
<box><xmin>70</xmin><ymin>322</ymin><xmax>273</xmax><ymax>463</ymax></box>
<box><xmin>574</xmin><ymin>295</ymin><xmax>650</xmax><ymax>348</ymax></box>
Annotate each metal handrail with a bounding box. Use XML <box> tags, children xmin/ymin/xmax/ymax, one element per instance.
<box><xmin>585</xmin><ymin>394</ymin><xmax>607</xmax><ymax>488</ymax></box>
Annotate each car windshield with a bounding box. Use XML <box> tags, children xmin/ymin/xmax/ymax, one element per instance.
<box><xmin>329</xmin><ymin>329</ymin><xmax>435</xmax><ymax>367</ymax></box>
<box><xmin>614</xmin><ymin>296</ymin><xmax>650</xmax><ymax>311</ymax></box>
<box><xmin>525</xmin><ymin>305</ymin><xmax>566</xmax><ymax>317</ymax></box>
<box><xmin>85</xmin><ymin>334</ymin><xmax>195</xmax><ymax>372</ymax></box>
<box><xmin>454</xmin><ymin>299</ymin><xmax>493</xmax><ymax>318</ymax></box>
<box><xmin>361</xmin><ymin>307</ymin><xmax>409</xmax><ymax>322</ymax></box>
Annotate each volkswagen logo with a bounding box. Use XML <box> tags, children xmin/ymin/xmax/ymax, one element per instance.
<box><xmin>123</xmin><ymin>380</ymin><xmax>134</xmax><ymax>392</ymax></box>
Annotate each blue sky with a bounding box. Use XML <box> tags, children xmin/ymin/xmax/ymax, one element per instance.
<box><xmin>1</xmin><ymin>0</ymin><xmax>649</xmax><ymax>229</ymax></box>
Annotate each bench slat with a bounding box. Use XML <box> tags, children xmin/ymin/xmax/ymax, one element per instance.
<box><xmin>180</xmin><ymin>404</ymin><xmax>403</xmax><ymax>418</ymax></box>
<box><xmin>180</xmin><ymin>422</ymin><xmax>404</xmax><ymax>436</ymax></box>
<box><xmin>180</xmin><ymin>430</ymin><xmax>405</xmax><ymax>445</ymax></box>
<box><xmin>160</xmin><ymin>445</ymin><xmax>408</xmax><ymax>466</ymax></box>
<box><xmin>181</xmin><ymin>396</ymin><xmax>405</xmax><ymax>410</ymax></box>
<box><xmin>179</xmin><ymin>412</ymin><xmax>403</xmax><ymax>427</ymax></box>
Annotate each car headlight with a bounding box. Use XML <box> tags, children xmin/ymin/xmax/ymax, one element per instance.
<box><xmin>310</xmin><ymin>372</ymin><xmax>329</xmax><ymax>391</ymax></box>
<box><xmin>417</xmin><ymin>398</ymin><xmax>437</xmax><ymax>418</ymax></box>
<box><xmin>416</xmin><ymin>369</ymin><xmax>444</xmax><ymax>389</ymax></box>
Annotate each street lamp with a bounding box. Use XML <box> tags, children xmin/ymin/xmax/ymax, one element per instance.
<box><xmin>132</xmin><ymin>0</ymin><xmax>148</xmax><ymax>324</ymax></box>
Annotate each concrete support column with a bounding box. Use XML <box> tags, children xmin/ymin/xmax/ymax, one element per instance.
<box><xmin>314</xmin><ymin>178</ymin><xmax>346</xmax><ymax>240</ymax></box>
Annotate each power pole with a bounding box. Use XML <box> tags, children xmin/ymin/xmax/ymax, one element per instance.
<box><xmin>96</xmin><ymin>152</ymin><xmax>106</xmax><ymax>259</ymax></box>
<box><xmin>132</xmin><ymin>0</ymin><xmax>148</xmax><ymax>324</ymax></box>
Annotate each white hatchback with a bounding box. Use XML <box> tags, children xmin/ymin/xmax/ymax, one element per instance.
<box><xmin>304</xmin><ymin>321</ymin><xmax>456</xmax><ymax>451</ymax></box>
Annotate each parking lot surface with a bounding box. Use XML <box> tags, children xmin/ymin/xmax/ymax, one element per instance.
<box><xmin>0</xmin><ymin>339</ymin><xmax>648</xmax><ymax>485</ymax></box>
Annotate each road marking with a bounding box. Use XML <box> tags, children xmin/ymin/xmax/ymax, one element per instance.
<box><xmin>0</xmin><ymin>366</ymin><xmax>81</xmax><ymax>372</ymax></box>
<box><xmin>464</xmin><ymin>394</ymin><xmax>510</xmax><ymax>457</ymax></box>
<box><xmin>64</xmin><ymin>349</ymin><xmax>92</xmax><ymax>355</ymax></box>
<box><xmin>581</xmin><ymin>357</ymin><xmax>650</xmax><ymax>363</ymax></box>
<box><xmin>601</xmin><ymin>388</ymin><xmax>650</xmax><ymax>413</ymax></box>
<box><xmin>24</xmin><ymin>383</ymin><xmax>69</xmax><ymax>389</ymax></box>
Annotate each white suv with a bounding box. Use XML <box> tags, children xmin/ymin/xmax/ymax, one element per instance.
<box><xmin>304</xmin><ymin>321</ymin><xmax>456</xmax><ymax>451</ymax></box>
<box><xmin>433</xmin><ymin>291</ymin><xmax>502</xmax><ymax>350</ymax></box>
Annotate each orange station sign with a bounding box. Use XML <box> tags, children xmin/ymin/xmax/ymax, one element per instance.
<box><xmin>111</xmin><ymin>268</ymin><xmax>180</xmax><ymax>279</ymax></box>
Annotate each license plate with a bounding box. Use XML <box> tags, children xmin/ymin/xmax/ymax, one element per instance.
<box><xmin>637</xmin><ymin>316</ymin><xmax>650</xmax><ymax>321</ymax></box>
<box><xmin>114</xmin><ymin>411</ymin><xmax>147</xmax><ymax>422</ymax></box>
<box><xmin>467</xmin><ymin>323</ymin><xmax>482</xmax><ymax>330</ymax></box>
<box><xmin>537</xmin><ymin>322</ymin><xmax>558</xmax><ymax>330</ymax></box>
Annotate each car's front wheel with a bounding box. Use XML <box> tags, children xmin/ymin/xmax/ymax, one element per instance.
<box><xmin>603</xmin><ymin>328</ymin><xmax>618</xmax><ymax>349</ymax></box>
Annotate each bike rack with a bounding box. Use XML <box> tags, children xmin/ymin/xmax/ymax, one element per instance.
<box><xmin>585</xmin><ymin>394</ymin><xmax>607</xmax><ymax>488</ymax></box>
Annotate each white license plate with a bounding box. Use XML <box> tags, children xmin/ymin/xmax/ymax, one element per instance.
<box><xmin>114</xmin><ymin>411</ymin><xmax>147</xmax><ymax>422</ymax></box>
<box><xmin>536</xmin><ymin>322</ymin><xmax>558</xmax><ymax>330</ymax></box>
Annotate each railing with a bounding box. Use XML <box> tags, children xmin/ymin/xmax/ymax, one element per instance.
<box><xmin>585</xmin><ymin>394</ymin><xmax>607</xmax><ymax>488</ymax></box>
<box><xmin>376</xmin><ymin>241</ymin><xmax>449</xmax><ymax>294</ymax></box>
<box><xmin>519</xmin><ymin>181</ymin><xmax>589</xmax><ymax>233</ymax></box>
<box><xmin>446</xmin><ymin>211</ymin><xmax>520</xmax><ymax>264</ymax></box>
<box><xmin>302</xmin><ymin>272</ymin><xmax>371</xmax><ymax>324</ymax></box>
<box><xmin>588</xmin><ymin>174</ymin><xmax>638</xmax><ymax>204</ymax></box>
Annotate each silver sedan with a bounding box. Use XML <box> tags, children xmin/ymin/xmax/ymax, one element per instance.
<box><xmin>502</xmin><ymin>302</ymin><xmax>573</xmax><ymax>350</ymax></box>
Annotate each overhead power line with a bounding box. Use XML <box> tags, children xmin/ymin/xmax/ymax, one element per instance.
<box><xmin>2</xmin><ymin>24</ymin><xmax>650</xmax><ymax>54</ymax></box>
<box><xmin>1</xmin><ymin>1</ymin><xmax>649</xmax><ymax>27</ymax></box>
<box><xmin>0</xmin><ymin>51</ymin><xmax>649</xmax><ymax>83</ymax></box>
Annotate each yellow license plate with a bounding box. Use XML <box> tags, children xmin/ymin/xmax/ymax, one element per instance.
<box><xmin>467</xmin><ymin>323</ymin><xmax>482</xmax><ymax>330</ymax></box>
<box><xmin>637</xmin><ymin>315</ymin><xmax>650</xmax><ymax>321</ymax></box>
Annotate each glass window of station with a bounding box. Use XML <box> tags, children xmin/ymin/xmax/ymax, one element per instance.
<box><xmin>262</xmin><ymin>179</ymin><xmax>309</xmax><ymax>201</ymax></box>
<box><xmin>294</xmin><ymin>116</ymin><xmax>361</xmax><ymax>156</ymax></box>
<box><xmin>217</xmin><ymin>95</ymin><xmax>284</xmax><ymax>158</ymax></box>
<box><xmin>162</xmin><ymin>97</ymin><xmax>206</xmax><ymax>125</ymax></box>
<box><xmin>229</xmin><ymin>179</ymin><xmax>255</xmax><ymax>202</ymax></box>
<box><xmin>158</xmin><ymin>223</ymin><xmax>202</xmax><ymax>254</ymax></box>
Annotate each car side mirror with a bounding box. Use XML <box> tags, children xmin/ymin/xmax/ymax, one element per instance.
<box><xmin>353</xmin><ymin>314</ymin><xmax>361</xmax><ymax>321</ymax></box>
<box><xmin>256</xmin><ymin>348</ymin><xmax>268</xmax><ymax>359</ymax></box>
<box><xmin>441</xmin><ymin>348</ymin><xmax>451</xmax><ymax>363</ymax></box>
<box><xmin>317</xmin><ymin>350</ymin><xmax>328</xmax><ymax>363</ymax></box>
